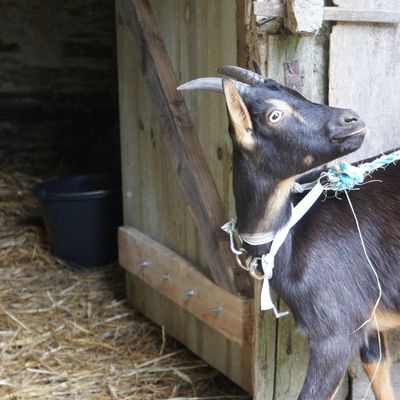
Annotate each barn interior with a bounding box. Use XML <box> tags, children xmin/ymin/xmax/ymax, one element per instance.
<box><xmin>3</xmin><ymin>0</ymin><xmax>400</xmax><ymax>399</ymax></box>
<box><xmin>0</xmin><ymin>1</ymin><xmax>248</xmax><ymax>398</ymax></box>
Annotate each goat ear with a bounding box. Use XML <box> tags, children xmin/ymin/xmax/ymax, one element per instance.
<box><xmin>223</xmin><ymin>79</ymin><xmax>254</xmax><ymax>149</ymax></box>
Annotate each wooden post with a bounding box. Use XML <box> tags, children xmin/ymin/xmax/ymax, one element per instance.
<box><xmin>116</xmin><ymin>0</ymin><xmax>251</xmax><ymax>296</ymax></box>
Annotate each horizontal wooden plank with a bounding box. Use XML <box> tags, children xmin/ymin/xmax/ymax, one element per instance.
<box><xmin>254</xmin><ymin>2</ymin><xmax>400</xmax><ymax>24</ymax></box>
<box><xmin>253</xmin><ymin>2</ymin><xmax>285</xmax><ymax>18</ymax></box>
<box><xmin>324</xmin><ymin>7</ymin><xmax>400</xmax><ymax>24</ymax></box>
<box><xmin>118</xmin><ymin>226</ymin><xmax>253</xmax><ymax>346</ymax></box>
<box><xmin>116</xmin><ymin>0</ymin><xmax>251</xmax><ymax>296</ymax></box>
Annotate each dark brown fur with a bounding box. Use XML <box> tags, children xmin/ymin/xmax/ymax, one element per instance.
<box><xmin>222</xmin><ymin>76</ymin><xmax>399</xmax><ymax>399</ymax></box>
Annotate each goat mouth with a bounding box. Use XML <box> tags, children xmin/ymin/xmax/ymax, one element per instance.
<box><xmin>331</xmin><ymin>127</ymin><xmax>367</xmax><ymax>143</ymax></box>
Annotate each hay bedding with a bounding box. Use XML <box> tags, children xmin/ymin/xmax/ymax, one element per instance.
<box><xmin>0</xmin><ymin>170</ymin><xmax>249</xmax><ymax>400</ymax></box>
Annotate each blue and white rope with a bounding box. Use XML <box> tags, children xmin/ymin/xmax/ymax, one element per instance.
<box><xmin>320</xmin><ymin>150</ymin><xmax>400</xmax><ymax>192</ymax></box>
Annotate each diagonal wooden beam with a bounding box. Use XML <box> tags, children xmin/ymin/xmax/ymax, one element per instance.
<box><xmin>116</xmin><ymin>0</ymin><xmax>251</xmax><ymax>296</ymax></box>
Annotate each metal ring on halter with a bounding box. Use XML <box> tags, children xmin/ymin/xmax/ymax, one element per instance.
<box><xmin>228</xmin><ymin>231</ymin><xmax>246</xmax><ymax>255</ymax></box>
<box><xmin>235</xmin><ymin>252</ymin><xmax>250</xmax><ymax>271</ymax></box>
<box><xmin>249</xmin><ymin>258</ymin><xmax>266</xmax><ymax>280</ymax></box>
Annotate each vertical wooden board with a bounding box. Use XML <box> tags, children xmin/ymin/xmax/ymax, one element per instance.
<box><xmin>116</xmin><ymin>13</ymin><xmax>143</xmax><ymax>228</ymax></box>
<box><xmin>273</xmin><ymin>314</ymin><xmax>308</xmax><ymax>399</ymax></box>
<box><xmin>117</xmin><ymin>0</ymin><xmax>240</xmax><ymax>272</ymax></box>
<box><xmin>329</xmin><ymin>1</ymin><xmax>400</xmax><ymax>162</ymax></box>
<box><xmin>177</xmin><ymin>0</ymin><xmax>238</xmax><ymax>268</ymax></box>
<box><xmin>125</xmin><ymin>274</ymin><xmax>253</xmax><ymax>393</ymax></box>
<box><xmin>147</xmin><ymin>0</ymin><xmax>201</xmax><ymax>261</ymax></box>
<box><xmin>252</xmin><ymin>282</ymin><xmax>278</xmax><ymax>400</ymax></box>
<box><xmin>267</xmin><ymin>34</ymin><xmax>329</xmax><ymax>104</ymax></box>
<box><xmin>117</xmin><ymin>0</ymin><xmax>199</xmax><ymax>264</ymax></box>
<box><xmin>273</xmin><ymin>314</ymin><xmax>348</xmax><ymax>399</ymax></box>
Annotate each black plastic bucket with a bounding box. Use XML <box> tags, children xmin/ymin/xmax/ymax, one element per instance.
<box><xmin>33</xmin><ymin>173</ymin><xmax>123</xmax><ymax>268</ymax></box>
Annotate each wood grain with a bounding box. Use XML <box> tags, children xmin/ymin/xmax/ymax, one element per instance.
<box><xmin>324</xmin><ymin>7</ymin><xmax>400</xmax><ymax>23</ymax></box>
<box><xmin>329</xmin><ymin>2</ymin><xmax>400</xmax><ymax>162</ymax></box>
<box><xmin>252</xmin><ymin>282</ymin><xmax>278</xmax><ymax>400</ymax></box>
<box><xmin>116</xmin><ymin>0</ymin><xmax>251</xmax><ymax>295</ymax></box>
<box><xmin>118</xmin><ymin>226</ymin><xmax>253</xmax><ymax>346</ymax></box>
<box><xmin>254</xmin><ymin>2</ymin><xmax>400</xmax><ymax>24</ymax></box>
<box><xmin>126</xmin><ymin>273</ymin><xmax>253</xmax><ymax>393</ymax></box>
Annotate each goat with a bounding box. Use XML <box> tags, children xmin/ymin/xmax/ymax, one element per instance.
<box><xmin>179</xmin><ymin>66</ymin><xmax>400</xmax><ymax>400</ymax></box>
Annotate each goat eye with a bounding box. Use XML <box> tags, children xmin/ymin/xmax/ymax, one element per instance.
<box><xmin>268</xmin><ymin>110</ymin><xmax>283</xmax><ymax>123</ymax></box>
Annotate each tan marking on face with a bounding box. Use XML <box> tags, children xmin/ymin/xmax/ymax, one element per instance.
<box><xmin>362</xmin><ymin>339</ymin><xmax>395</xmax><ymax>400</ymax></box>
<box><xmin>266</xmin><ymin>98</ymin><xmax>306</xmax><ymax>124</ymax></box>
<box><xmin>223</xmin><ymin>80</ymin><xmax>255</xmax><ymax>150</ymax></box>
<box><xmin>255</xmin><ymin>177</ymin><xmax>294</xmax><ymax>232</ymax></box>
<box><xmin>303</xmin><ymin>155</ymin><xmax>315</xmax><ymax>167</ymax></box>
<box><xmin>372</xmin><ymin>310</ymin><xmax>400</xmax><ymax>331</ymax></box>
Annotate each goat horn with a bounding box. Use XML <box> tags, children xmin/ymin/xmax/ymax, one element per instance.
<box><xmin>217</xmin><ymin>66</ymin><xmax>265</xmax><ymax>85</ymax></box>
<box><xmin>177</xmin><ymin>77</ymin><xmax>249</xmax><ymax>95</ymax></box>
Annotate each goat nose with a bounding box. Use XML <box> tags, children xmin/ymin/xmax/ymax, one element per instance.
<box><xmin>339</xmin><ymin>110</ymin><xmax>360</xmax><ymax>125</ymax></box>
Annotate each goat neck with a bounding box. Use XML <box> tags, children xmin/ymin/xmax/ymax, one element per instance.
<box><xmin>232</xmin><ymin>148</ymin><xmax>294</xmax><ymax>235</ymax></box>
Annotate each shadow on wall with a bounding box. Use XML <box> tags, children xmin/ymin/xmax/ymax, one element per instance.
<box><xmin>0</xmin><ymin>0</ymin><xmax>120</xmax><ymax>176</ymax></box>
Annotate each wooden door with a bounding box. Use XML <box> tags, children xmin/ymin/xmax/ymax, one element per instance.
<box><xmin>329</xmin><ymin>1</ymin><xmax>400</xmax><ymax>397</ymax></box>
<box><xmin>329</xmin><ymin>0</ymin><xmax>400</xmax><ymax>162</ymax></box>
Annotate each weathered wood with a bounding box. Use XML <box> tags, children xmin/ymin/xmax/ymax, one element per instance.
<box><xmin>266</xmin><ymin>34</ymin><xmax>328</xmax><ymax>103</ymax></box>
<box><xmin>118</xmin><ymin>226</ymin><xmax>253</xmax><ymax>346</ymax></box>
<box><xmin>252</xmin><ymin>282</ymin><xmax>277</xmax><ymax>400</ymax></box>
<box><xmin>333</xmin><ymin>0</ymin><xmax>399</xmax><ymax>9</ymax></box>
<box><xmin>125</xmin><ymin>268</ymin><xmax>253</xmax><ymax>393</ymax></box>
<box><xmin>324</xmin><ymin>7</ymin><xmax>400</xmax><ymax>24</ymax></box>
<box><xmin>254</xmin><ymin>2</ymin><xmax>400</xmax><ymax>25</ymax></box>
<box><xmin>253</xmin><ymin>2</ymin><xmax>285</xmax><ymax>18</ymax></box>
<box><xmin>116</xmin><ymin>0</ymin><xmax>250</xmax><ymax>295</ymax></box>
<box><xmin>286</xmin><ymin>0</ymin><xmax>324</xmax><ymax>34</ymax></box>
<box><xmin>329</xmin><ymin>2</ymin><xmax>400</xmax><ymax>163</ymax></box>
<box><xmin>283</xmin><ymin>59</ymin><xmax>303</xmax><ymax>94</ymax></box>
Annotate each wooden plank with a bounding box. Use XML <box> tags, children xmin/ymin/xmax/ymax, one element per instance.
<box><xmin>126</xmin><ymin>273</ymin><xmax>253</xmax><ymax>393</ymax></box>
<box><xmin>324</xmin><ymin>7</ymin><xmax>400</xmax><ymax>24</ymax></box>
<box><xmin>329</xmin><ymin>2</ymin><xmax>400</xmax><ymax>162</ymax></box>
<box><xmin>253</xmin><ymin>2</ymin><xmax>285</xmax><ymax>18</ymax></box>
<box><xmin>118</xmin><ymin>226</ymin><xmax>253</xmax><ymax>346</ymax></box>
<box><xmin>333</xmin><ymin>0</ymin><xmax>399</xmax><ymax>9</ymax></box>
<box><xmin>286</xmin><ymin>0</ymin><xmax>324</xmax><ymax>34</ymax></box>
<box><xmin>252</xmin><ymin>282</ymin><xmax>278</xmax><ymax>400</ymax></box>
<box><xmin>254</xmin><ymin>2</ymin><xmax>400</xmax><ymax>24</ymax></box>
<box><xmin>116</xmin><ymin>0</ymin><xmax>250</xmax><ymax>296</ymax></box>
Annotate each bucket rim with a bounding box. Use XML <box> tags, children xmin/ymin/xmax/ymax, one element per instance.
<box><xmin>32</xmin><ymin>173</ymin><xmax>122</xmax><ymax>201</ymax></box>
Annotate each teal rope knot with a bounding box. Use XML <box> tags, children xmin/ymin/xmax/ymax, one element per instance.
<box><xmin>320</xmin><ymin>149</ymin><xmax>400</xmax><ymax>192</ymax></box>
<box><xmin>323</xmin><ymin>162</ymin><xmax>365</xmax><ymax>191</ymax></box>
